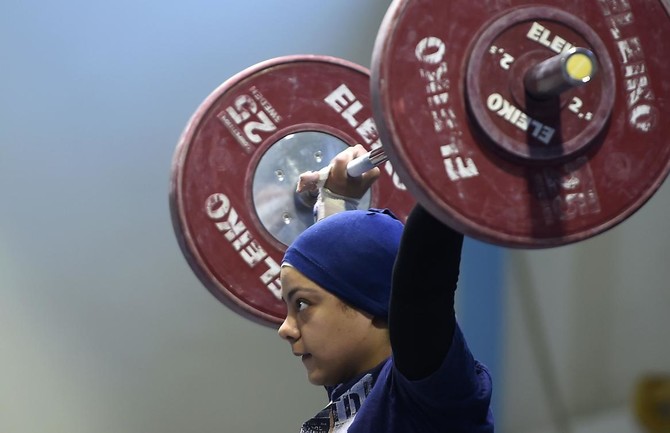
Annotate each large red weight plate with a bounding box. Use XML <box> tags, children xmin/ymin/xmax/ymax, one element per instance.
<box><xmin>372</xmin><ymin>0</ymin><xmax>670</xmax><ymax>248</ymax></box>
<box><xmin>171</xmin><ymin>56</ymin><xmax>414</xmax><ymax>327</ymax></box>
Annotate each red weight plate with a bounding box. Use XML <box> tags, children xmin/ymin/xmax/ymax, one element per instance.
<box><xmin>466</xmin><ymin>7</ymin><xmax>616</xmax><ymax>163</ymax></box>
<box><xmin>171</xmin><ymin>56</ymin><xmax>414</xmax><ymax>327</ymax></box>
<box><xmin>372</xmin><ymin>0</ymin><xmax>670</xmax><ymax>248</ymax></box>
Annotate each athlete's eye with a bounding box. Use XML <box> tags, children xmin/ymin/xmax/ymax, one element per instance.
<box><xmin>296</xmin><ymin>299</ymin><xmax>309</xmax><ymax>312</ymax></box>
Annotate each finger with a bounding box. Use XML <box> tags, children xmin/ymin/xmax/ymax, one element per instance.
<box><xmin>297</xmin><ymin>170</ymin><xmax>320</xmax><ymax>193</ymax></box>
<box><xmin>359</xmin><ymin>166</ymin><xmax>381</xmax><ymax>185</ymax></box>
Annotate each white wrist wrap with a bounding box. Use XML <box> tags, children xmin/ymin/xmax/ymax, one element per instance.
<box><xmin>314</xmin><ymin>187</ymin><xmax>360</xmax><ymax>222</ymax></box>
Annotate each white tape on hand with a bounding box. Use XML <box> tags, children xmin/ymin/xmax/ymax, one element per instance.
<box><xmin>314</xmin><ymin>187</ymin><xmax>360</xmax><ymax>221</ymax></box>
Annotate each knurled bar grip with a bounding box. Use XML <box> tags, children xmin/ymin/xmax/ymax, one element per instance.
<box><xmin>346</xmin><ymin>147</ymin><xmax>389</xmax><ymax>177</ymax></box>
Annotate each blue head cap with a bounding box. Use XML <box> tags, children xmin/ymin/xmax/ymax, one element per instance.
<box><xmin>282</xmin><ymin>209</ymin><xmax>403</xmax><ymax>320</ymax></box>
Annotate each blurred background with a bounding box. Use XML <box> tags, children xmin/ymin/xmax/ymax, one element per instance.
<box><xmin>1</xmin><ymin>1</ymin><xmax>668</xmax><ymax>432</ymax></box>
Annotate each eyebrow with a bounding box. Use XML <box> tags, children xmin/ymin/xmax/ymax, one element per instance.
<box><xmin>283</xmin><ymin>287</ymin><xmax>317</xmax><ymax>304</ymax></box>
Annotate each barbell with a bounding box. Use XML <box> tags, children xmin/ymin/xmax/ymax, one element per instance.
<box><xmin>170</xmin><ymin>0</ymin><xmax>670</xmax><ymax>327</ymax></box>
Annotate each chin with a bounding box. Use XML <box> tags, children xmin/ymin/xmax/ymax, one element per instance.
<box><xmin>307</xmin><ymin>372</ymin><xmax>334</xmax><ymax>387</ymax></box>
<box><xmin>307</xmin><ymin>375</ymin><xmax>327</xmax><ymax>386</ymax></box>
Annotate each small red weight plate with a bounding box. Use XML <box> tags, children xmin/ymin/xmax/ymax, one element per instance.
<box><xmin>372</xmin><ymin>0</ymin><xmax>670</xmax><ymax>248</ymax></box>
<box><xmin>171</xmin><ymin>56</ymin><xmax>414</xmax><ymax>327</ymax></box>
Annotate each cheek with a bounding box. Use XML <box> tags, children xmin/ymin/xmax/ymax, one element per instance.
<box><xmin>302</xmin><ymin>311</ymin><xmax>340</xmax><ymax>344</ymax></box>
<box><xmin>301</xmin><ymin>308</ymin><xmax>347</xmax><ymax>349</ymax></box>
<box><xmin>314</xmin><ymin>312</ymin><xmax>370</xmax><ymax>357</ymax></box>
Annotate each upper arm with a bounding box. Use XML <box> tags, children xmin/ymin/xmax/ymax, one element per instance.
<box><xmin>389</xmin><ymin>205</ymin><xmax>464</xmax><ymax>380</ymax></box>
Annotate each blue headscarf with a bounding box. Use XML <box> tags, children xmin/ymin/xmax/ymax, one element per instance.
<box><xmin>282</xmin><ymin>209</ymin><xmax>403</xmax><ymax>320</ymax></box>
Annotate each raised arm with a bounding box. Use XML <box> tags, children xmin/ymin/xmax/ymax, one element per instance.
<box><xmin>389</xmin><ymin>204</ymin><xmax>464</xmax><ymax>380</ymax></box>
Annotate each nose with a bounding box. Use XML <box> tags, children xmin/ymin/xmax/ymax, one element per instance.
<box><xmin>278</xmin><ymin>314</ymin><xmax>299</xmax><ymax>342</ymax></box>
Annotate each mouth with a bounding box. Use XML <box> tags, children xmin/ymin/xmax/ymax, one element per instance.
<box><xmin>301</xmin><ymin>355</ymin><xmax>314</xmax><ymax>371</ymax></box>
<box><xmin>295</xmin><ymin>352</ymin><xmax>312</xmax><ymax>363</ymax></box>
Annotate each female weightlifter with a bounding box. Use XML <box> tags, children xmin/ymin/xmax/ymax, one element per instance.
<box><xmin>278</xmin><ymin>144</ymin><xmax>494</xmax><ymax>432</ymax></box>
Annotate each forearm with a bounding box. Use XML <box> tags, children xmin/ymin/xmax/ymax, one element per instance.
<box><xmin>389</xmin><ymin>204</ymin><xmax>464</xmax><ymax>380</ymax></box>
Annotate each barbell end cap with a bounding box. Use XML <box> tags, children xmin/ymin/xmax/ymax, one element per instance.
<box><xmin>564</xmin><ymin>47</ymin><xmax>598</xmax><ymax>84</ymax></box>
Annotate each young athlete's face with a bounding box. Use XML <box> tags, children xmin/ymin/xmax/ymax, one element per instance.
<box><xmin>278</xmin><ymin>266</ymin><xmax>390</xmax><ymax>387</ymax></box>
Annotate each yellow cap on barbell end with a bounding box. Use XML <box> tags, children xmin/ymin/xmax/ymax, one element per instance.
<box><xmin>566</xmin><ymin>52</ymin><xmax>594</xmax><ymax>82</ymax></box>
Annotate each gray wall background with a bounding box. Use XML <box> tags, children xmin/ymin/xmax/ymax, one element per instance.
<box><xmin>1</xmin><ymin>2</ymin><xmax>388</xmax><ymax>432</ymax></box>
<box><xmin>2</xmin><ymin>1</ymin><xmax>669</xmax><ymax>433</ymax></box>
<box><xmin>501</xmin><ymin>180</ymin><xmax>670</xmax><ymax>433</ymax></box>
